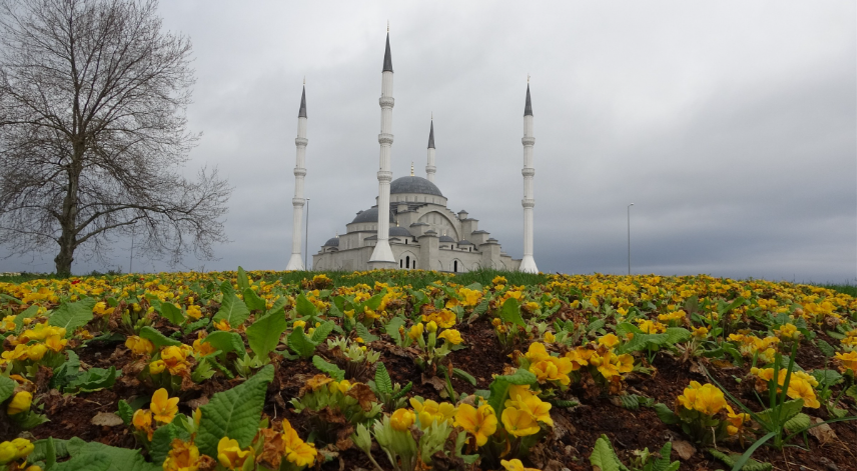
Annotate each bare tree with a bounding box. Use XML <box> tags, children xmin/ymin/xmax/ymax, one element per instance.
<box><xmin>0</xmin><ymin>0</ymin><xmax>230</xmax><ymax>275</ymax></box>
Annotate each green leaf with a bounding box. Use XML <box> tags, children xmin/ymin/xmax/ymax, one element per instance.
<box><xmin>48</xmin><ymin>298</ymin><xmax>97</xmax><ymax>336</ymax></box>
<box><xmin>31</xmin><ymin>437</ymin><xmax>71</xmax><ymax>464</ymax></box>
<box><xmin>312</xmin><ymin>355</ymin><xmax>345</xmax><ymax>381</ymax></box>
<box><xmin>139</xmin><ymin>326</ymin><xmax>181</xmax><ymax>348</ymax></box>
<box><xmin>756</xmin><ymin>399</ymin><xmax>804</xmax><ymax>427</ymax></box>
<box><xmin>203</xmin><ymin>331</ymin><xmax>246</xmax><ymax>356</ymax></box>
<box><xmin>487</xmin><ymin>368</ymin><xmax>537</xmax><ymax>415</ymax></box>
<box><xmin>816</xmin><ymin>340</ymin><xmax>836</xmax><ymax>357</ymax></box>
<box><xmin>652</xmin><ymin>442</ymin><xmax>680</xmax><ymax>471</ymax></box>
<box><xmin>236</xmin><ymin>266</ymin><xmax>251</xmax><ymax>292</ymax></box>
<box><xmin>587</xmin><ymin>318</ymin><xmax>606</xmax><ymax>333</ymax></box>
<box><xmin>453</xmin><ymin>368</ymin><xmax>477</xmax><ymax>386</ymax></box>
<box><xmin>213</xmin><ymin>291</ymin><xmax>250</xmax><ymax>327</ymax></box>
<box><xmin>0</xmin><ymin>375</ymin><xmax>15</xmax><ymax>403</ymax></box>
<box><xmin>150</xmin><ymin>422</ymin><xmax>190</xmax><ymax>464</ymax></box>
<box><xmin>65</xmin><ymin>366</ymin><xmax>118</xmax><ymax>392</ymax></box>
<box><xmin>53</xmin><ymin>453</ymin><xmax>112</xmax><ymax>471</ymax></box>
<box><xmin>708</xmin><ymin>448</ymin><xmax>773</xmax><ymax>471</ymax></box>
<box><xmin>0</xmin><ymin>293</ymin><xmax>22</xmax><ymax>304</ymax></box>
<box><xmin>295</xmin><ymin>294</ymin><xmax>318</xmax><ymax>318</ymax></box>
<box><xmin>50</xmin><ymin>350</ymin><xmax>81</xmax><ymax>390</ymax></box>
<box><xmin>499</xmin><ymin>298</ymin><xmax>525</xmax><ymax>327</ymax></box>
<box><xmin>117</xmin><ymin>400</ymin><xmax>135</xmax><ymax>426</ymax></box>
<box><xmin>267</xmin><ymin>297</ymin><xmax>288</xmax><ymax>316</ymax></box>
<box><xmin>589</xmin><ymin>435</ymin><xmax>628</xmax><ymax>471</ymax></box>
<box><xmin>158</xmin><ymin>302</ymin><xmax>185</xmax><ymax>325</ymax></box>
<box><xmin>374</xmin><ymin>362</ymin><xmax>393</xmax><ymax>394</ymax></box>
<box><xmin>664</xmin><ymin>327</ymin><xmax>691</xmax><ymax>345</ymax></box>
<box><xmin>653</xmin><ymin>403</ymin><xmax>680</xmax><ymax>425</ymax></box>
<box><xmin>246</xmin><ymin>309</ymin><xmax>287</xmax><ymax>359</ymax></box>
<box><xmin>364</xmin><ymin>291</ymin><xmax>386</xmax><ymax>311</ymax></box>
<box><xmin>385</xmin><ymin>316</ymin><xmax>406</xmax><ymax>343</ymax></box>
<box><xmin>811</xmin><ymin>369</ymin><xmax>842</xmax><ymax>387</ymax></box>
<box><xmin>783</xmin><ymin>412</ymin><xmax>811</xmax><ymax>433</ymax></box>
<box><xmin>243</xmin><ymin>287</ymin><xmax>267</xmax><ymax>312</ymax></box>
<box><xmin>354</xmin><ymin>322</ymin><xmax>378</xmax><ymax>343</ymax></box>
<box><xmin>287</xmin><ymin>326</ymin><xmax>318</xmax><ymax>359</ymax></box>
<box><xmin>197</xmin><ymin>364</ymin><xmax>274</xmax><ymax>457</ymax></box>
<box><xmin>310</xmin><ymin>320</ymin><xmax>336</xmax><ymax>343</ymax></box>
<box><xmin>826</xmin><ymin>330</ymin><xmax>845</xmax><ymax>340</ymax></box>
<box><xmin>13</xmin><ymin>304</ymin><xmax>39</xmax><ymax>333</ymax></box>
<box><xmin>472</xmin><ymin>298</ymin><xmax>490</xmax><ymax>317</ymax></box>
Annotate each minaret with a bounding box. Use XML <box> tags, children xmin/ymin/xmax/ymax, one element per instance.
<box><xmin>426</xmin><ymin>115</ymin><xmax>436</xmax><ymax>182</ymax></box>
<box><xmin>285</xmin><ymin>83</ymin><xmax>308</xmax><ymax>271</ymax></box>
<box><xmin>369</xmin><ymin>25</ymin><xmax>397</xmax><ymax>269</ymax></box>
<box><xmin>519</xmin><ymin>78</ymin><xmax>539</xmax><ymax>273</ymax></box>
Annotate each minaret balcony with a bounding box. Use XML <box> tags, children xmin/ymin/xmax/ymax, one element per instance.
<box><xmin>295</xmin><ymin>137</ymin><xmax>308</xmax><ymax>146</ymax></box>
<box><xmin>522</xmin><ymin>136</ymin><xmax>536</xmax><ymax>146</ymax></box>
<box><xmin>521</xmin><ymin>198</ymin><xmax>535</xmax><ymax>208</ymax></box>
<box><xmin>379</xmin><ymin>96</ymin><xmax>395</xmax><ymax>108</ymax></box>
<box><xmin>294</xmin><ymin>167</ymin><xmax>307</xmax><ymax>177</ymax></box>
<box><xmin>521</xmin><ymin>168</ymin><xmax>535</xmax><ymax>177</ymax></box>
<box><xmin>378</xmin><ymin>133</ymin><xmax>394</xmax><ymax>145</ymax></box>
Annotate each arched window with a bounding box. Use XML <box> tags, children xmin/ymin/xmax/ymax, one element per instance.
<box><xmin>453</xmin><ymin>260</ymin><xmax>458</xmax><ymax>272</ymax></box>
<box><xmin>399</xmin><ymin>259</ymin><xmax>403</xmax><ymax>268</ymax></box>
<box><xmin>406</xmin><ymin>255</ymin><xmax>410</xmax><ymax>269</ymax></box>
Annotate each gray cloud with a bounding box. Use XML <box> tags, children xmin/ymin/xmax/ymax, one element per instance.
<box><xmin>2</xmin><ymin>0</ymin><xmax>854</xmax><ymax>283</ymax></box>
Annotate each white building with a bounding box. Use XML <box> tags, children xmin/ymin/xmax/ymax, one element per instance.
<box><xmin>303</xmin><ymin>30</ymin><xmax>537</xmax><ymax>273</ymax></box>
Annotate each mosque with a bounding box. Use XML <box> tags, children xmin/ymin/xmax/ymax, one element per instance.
<box><xmin>285</xmin><ymin>29</ymin><xmax>539</xmax><ymax>273</ymax></box>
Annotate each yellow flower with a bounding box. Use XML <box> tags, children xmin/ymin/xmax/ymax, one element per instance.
<box><xmin>725</xmin><ymin>404</ymin><xmax>750</xmax><ymax>436</ymax></box>
<box><xmin>408</xmin><ymin>322</ymin><xmax>425</xmax><ymax>341</ymax></box>
<box><xmin>458</xmin><ymin>288</ymin><xmax>483</xmax><ymax>307</ymax></box>
<box><xmin>422</xmin><ymin>309</ymin><xmax>457</xmax><ymax>328</ymax></box>
<box><xmin>217</xmin><ymin>437</ymin><xmax>252</xmax><ymax>470</ymax></box>
<box><xmin>598</xmin><ymin>333</ymin><xmax>620</xmax><ymax>349</ymax></box>
<box><xmin>437</xmin><ymin>329</ymin><xmax>463</xmax><ymax>345</ymax></box>
<box><xmin>185</xmin><ymin>305</ymin><xmax>202</xmax><ymax>320</ymax></box>
<box><xmin>213</xmin><ymin>319</ymin><xmax>231</xmax><ymax>331</ymax></box>
<box><xmin>454</xmin><ymin>403</ymin><xmax>497</xmax><ymax>446</ymax></box>
<box><xmin>426</xmin><ymin>320</ymin><xmax>438</xmax><ymax>333</ymax></box>
<box><xmin>508</xmin><ymin>393</ymin><xmax>553</xmax><ymax>427</ymax></box>
<box><xmin>691</xmin><ymin>326</ymin><xmax>709</xmax><ymax>339</ymax></box>
<box><xmin>149</xmin><ymin>360</ymin><xmax>166</xmax><ymax>374</ymax></box>
<box><xmin>9</xmin><ymin>438</ymin><xmax>33</xmax><ymax>461</ymax></box>
<box><xmin>125</xmin><ymin>335</ymin><xmax>155</xmax><ymax>356</ymax></box>
<box><xmin>1</xmin><ymin>344</ymin><xmax>28</xmax><ymax>362</ymax></box>
<box><xmin>329</xmin><ymin>379</ymin><xmax>353</xmax><ymax>395</ymax></box>
<box><xmin>529</xmin><ymin>357</ymin><xmax>572</xmax><ymax>386</ymax></box>
<box><xmin>787</xmin><ymin>378</ymin><xmax>820</xmax><ymax>408</ymax></box>
<box><xmin>525</xmin><ymin>342</ymin><xmax>551</xmax><ymax>363</ymax></box>
<box><xmin>543</xmin><ymin>331</ymin><xmax>556</xmax><ymax>343</ymax></box>
<box><xmin>282</xmin><ymin>420</ymin><xmax>316</xmax><ymax>467</ymax></box>
<box><xmin>151</xmin><ymin>388</ymin><xmax>179</xmax><ymax>423</ymax></box>
<box><xmin>163</xmin><ymin>438</ymin><xmax>200</xmax><ymax>471</ymax></box>
<box><xmin>132</xmin><ymin>408</ymin><xmax>152</xmax><ymax>432</ymax></box>
<box><xmin>161</xmin><ymin>345</ymin><xmax>190</xmax><ymax>376</ymax></box>
<box><xmin>7</xmin><ymin>391</ymin><xmax>32</xmax><ymax>415</ymax></box>
<box><xmin>26</xmin><ymin>343</ymin><xmax>48</xmax><ymax>361</ymax></box>
<box><xmin>835</xmin><ymin>350</ymin><xmax>857</xmax><ymax>373</ymax></box>
<box><xmin>44</xmin><ymin>334</ymin><xmax>67</xmax><ymax>352</ymax></box>
<box><xmin>501</xmin><ymin>406</ymin><xmax>541</xmax><ymax>437</ymax></box>
<box><xmin>192</xmin><ymin>333</ymin><xmax>216</xmax><ymax>357</ymax></box>
<box><xmin>390</xmin><ymin>408</ymin><xmax>415</xmax><ymax>431</ymax></box>
<box><xmin>410</xmin><ymin>398</ymin><xmax>456</xmax><ymax>428</ymax></box>
<box><xmin>492</xmin><ymin>276</ymin><xmax>507</xmax><ymax>286</ymax></box>
<box><xmin>677</xmin><ymin>381</ymin><xmax>727</xmax><ymax>415</ymax></box>
<box><xmin>501</xmin><ymin>458</ymin><xmax>541</xmax><ymax>471</ymax></box>
<box><xmin>774</xmin><ymin>323</ymin><xmax>800</xmax><ymax>340</ymax></box>
<box><xmin>293</xmin><ymin>320</ymin><xmax>306</xmax><ymax>330</ymax></box>
<box><xmin>0</xmin><ymin>441</ymin><xmax>17</xmax><ymax>465</ymax></box>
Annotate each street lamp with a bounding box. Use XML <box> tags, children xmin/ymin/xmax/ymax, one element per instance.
<box><xmin>304</xmin><ymin>198</ymin><xmax>310</xmax><ymax>270</ymax></box>
<box><xmin>627</xmin><ymin>203</ymin><xmax>634</xmax><ymax>276</ymax></box>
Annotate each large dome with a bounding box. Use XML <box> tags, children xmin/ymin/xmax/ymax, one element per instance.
<box><xmin>351</xmin><ymin>206</ymin><xmax>396</xmax><ymax>224</ymax></box>
<box><xmin>390</xmin><ymin>176</ymin><xmax>443</xmax><ymax>197</ymax></box>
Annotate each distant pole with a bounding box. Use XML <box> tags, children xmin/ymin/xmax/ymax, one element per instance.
<box><xmin>304</xmin><ymin>198</ymin><xmax>310</xmax><ymax>270</ymax></box>
<box><xmin>129</xmin><ymin>226</ymin><xmax>135</xmax><ymax>273</ymax></box>
<box><xmin>627</xmin><ymin>203</ymin><xmax>634</xmax><ymax>276</ymax></box>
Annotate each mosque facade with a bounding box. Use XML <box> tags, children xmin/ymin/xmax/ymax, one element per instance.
<box><xmin>287</xmin><ymin>30</ymin><xmax>538</xmax><ymax>273</ymax></box>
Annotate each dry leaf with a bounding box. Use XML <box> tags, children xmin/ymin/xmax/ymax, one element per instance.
<box><xmin>808</xmin><ymin>417</ymin><xmax>837</xmax><ymax>445</ymax></box>
<box><xmin>91</xmin><ymin>412</ymin><xmax>124</xmax><ymax>427</ymax></box>
<box><xmin>671</xmin><ymin>439</ymin><xmax>696</xmax><ymax>460</ymax></box>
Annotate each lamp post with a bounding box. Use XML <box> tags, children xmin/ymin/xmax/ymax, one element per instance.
<box><xmin>627</xmin><ymin>203</ymin><xmax>634</xmax><ymax>276</ymax></box>
<box><xmin>304</xmin><ymin>198</ymin><xmax>310</xmax><ymax>270</ymax></box>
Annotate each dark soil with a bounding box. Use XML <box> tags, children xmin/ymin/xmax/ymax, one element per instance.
<box><xmin>12</xmin><ymin>317</ymin><xmax>857</xmax><ymax>471</ymax></box>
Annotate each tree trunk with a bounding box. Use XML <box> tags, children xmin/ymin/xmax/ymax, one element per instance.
<box><xmin>54</xmin><ymin>237</ymin><xmax>75</xmax><ymax>276</ymax></box>
<box><xmin>54</xmin><ymin>142</ymin><xmax>84</xmax><ymax>276</ymax></box>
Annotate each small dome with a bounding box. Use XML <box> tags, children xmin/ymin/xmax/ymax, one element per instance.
<box><xmin>351</xmin><ymin>206</ymin><xmax>395</xmax><ymax>224</ymax></box>
<box><xmin>323</xmin><ymin>237</ymin><xmax>340</xmax><ymax>247</ymax></box>
<box><xmin>390</xmin><ymin>176</ymin><xmax>443</xmax><ymax>197</ymax></box>
<box><xmin>389</xmin><ymin>227</ymin><xmax>412</xmax><ymax>238</ymax></box>
<box><xmin>458</xmin><ymin>240</ymin><xmax>474</xmax><ymax>245</ymax></box>
<box><xmin>439</xmin><ymin>235</ymin><xmax>455</xmax><ymax>243</ymax></box>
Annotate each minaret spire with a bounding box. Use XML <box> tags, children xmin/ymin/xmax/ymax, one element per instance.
<box><xmin>425</xmin><ymin>114</ymin><xmax>436</xmax><ymax>182</ymax></box>
<box><xmin>369</xmin><ymin>26</ymin><xmax>397</xmax><ymax>269</ymax></box>
<box><xmin>286</xmin><ymin>83</ymin><xmax>309</xmax><ymax>270</ymax></box>
<box><xmin>519</xmin><ymin>79</ymin><xmax>538</xmax><ymax>273</ymax></box>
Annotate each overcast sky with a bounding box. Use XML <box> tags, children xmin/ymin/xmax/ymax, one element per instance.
<box><xmin>3</xmin><ymin>1</ymin><xmax>855</xmax><ymax>283</ymax></box>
